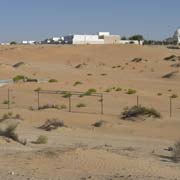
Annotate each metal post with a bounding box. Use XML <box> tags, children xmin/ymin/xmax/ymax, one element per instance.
<box><xmin>69</xmin><ymin>95</ymin><xmax>71</xmax><ymax>112</ymax></box>
<box><xmin>137</xmin><ymin>96</ymin><xmax>139</xmax><ymax>106</ymax></box>
<box><xmin>170</xmin><ymin>97</ymin><xmax>172</xmax><ymax>118</ymax></box>
<box><xmin>37</xmin><ymin>91</ymin><xmax>40</xmax><ymax>110</ymax></box>
<box><xmin>8</xmin><ymin>89</ymin><xmax>10</xmax><ymax>109</ymax></box>
<box><xmin>101</xmin><ymin>94</ymin><xmax>104</xmax><ymax>115</ymax></box>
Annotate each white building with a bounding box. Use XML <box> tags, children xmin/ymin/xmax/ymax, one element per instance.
<box><xmin>0</xmin><ymin>43</ymin><xmax>10</xmax><ymax>46</ymax></box>
<box><xmin>119</xmin><ymin>40</ymin><xmax>144</xmax><ymax>45</ymax></box>
<box><xmin>73</xmin><ymin>35</ymin><xmax>104</xmax><ymax>44</ymax></box>
<box><xmin>22</xmin><ymin>40</ymin><xmax>36</xmax><ymax>45</ymax></box>
<box><xmin>63</xmin><ymin>32</ymin><xmax>143</xmax><ymax>45</ymax></box>
<box><xmin>173</xmin><ymin>28</ymin><xmax>180</xmax><ymax>44</ymax></box>
<box><xmin>52</xmin><ymin>37</ymin><xmax>61</xmax><ymax>42</ymax></box>
<box><xmin>64</xmin><ymin>32</ymin><xmax>120</xmax><ymax>45</ymax></box>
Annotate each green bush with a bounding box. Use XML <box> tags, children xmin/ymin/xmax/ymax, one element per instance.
<box><xmin>171</xmin><ymin>94</ymin><xmax>178</xmax><ymax>98</ymax></box>
<box><xmin>121</xmin><ymin>105</ymin><xmax>161</xmax><ymax>120</ymax></box>
<box><xmin>126</xmin><ymin>89</ymin><xmax>137</xmax><ymax>95</ymax></box>
<box><xmin>62</xmin><ymin>92</ymin><xmax>72</xmax><ymax>98</ymax></box>
<box><xmin>13</xmin><ymin>75</ymin><xmax>26</xmax><ymax>82</ymax></box>
<box><xmin>76</xmin><ymin>103</ymin><xmax>86</xmax><ymax>108</ymax></box>
<box><xmin>2</xmin><ymin>100</ymin><xmax>9</xmax><ymax>104</ymax></box>
<box><xmin>39</xmin><ymin>104</ymin><xmax>60</xmax><ymax>110</ymax></box>
<box><xmin>34</xmin><ymin>87</ymin><xmax>42</xmax><ymax>92</ymax></box>
<box><xmin>80</xmin><ymin>88</ymin><xmax>97</xmax><ymax>97</ymax></box>
<box><xmin>73</xmin><ymin>81</ymin><xmax>83</xmax><ymax>86</ymax></box>
<box><xmin>36</xmin><ymin>135</ymin><xmax>48</xmax><ymax>144</ymax></box>
<box><xmin>104</xmin><ymin>88</ymin><xmax>111</xmax><ymax>93</ymax></box>
<box><xmin>48</xmin><ymin>79</ymin><xmax>58</xmax><ymax>83</ymax></box>
<box><xmin>116</xmin><ymin>87</ymin><xmax>122</xmax><ymax>92</ymax></box>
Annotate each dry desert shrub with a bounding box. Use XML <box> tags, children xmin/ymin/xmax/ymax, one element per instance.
<box><xmin>73</xmin><ymin>81</ymin><xmax>83</xmax><ymax>86</ymax></box>
<box><xmin>48</xmin><ymin>79</ymin><xmax>58</xmax><ymax>83</ymax></box>
<box><xmin>126</xmin><ymin>89</ymin><xmax>137</xmax><ymax>95</ymax></box>
<box><xmin>92</xmin><ymin>120</ymin><xmax>106</xmax><ymax>127</ymax></box>
<box><xmin>38</xmin><ymin>104</ymin><xmax>60</xmax><ymax>110</ymax></box>
<box><xmin>172</xmin><ymin>140</ymin><xmax>180</xmax><ymax>161</ymax></box>
<box><xmin>39</xmin><ymin>119</ymin><xmax>66</xmax><ymax>131</ymax></box>
<box><xmin>162</xmin><ymin>71</ymin><xmax>178</xmax><ymax>78</ymax></box>
<box><xmin>35</xmin><ymin>135</ymin><xmax>48</xmax><ymax>144</ymax></box>
<box><xmin>121</xmin><ymin>105</ymin><xmax>161</xmax><ymax>120</ymax></box>
<box><xmin>13</xmin><ymin>62</ymin><xmax>25</xmax><ymax>68</ymax></box>
<box><xmin>0</xmin><ymin>112</ymin><xmax>22</xmax><ymax>122</ymax></box>
<box><xmin>0</xmin><ymin>124</ymin><xmax>26</xmax><ymax>145</ymax></box>
<box><xmin>76</xmin><ymin>103</ymin><xmax>86</xmax><ymax>108</ymax></box>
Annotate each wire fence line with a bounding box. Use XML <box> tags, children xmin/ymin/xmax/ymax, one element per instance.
<box><xmin>0</xmin><ymin>88</ymin><xmax>180</xmax><ymax>118</ymax></box>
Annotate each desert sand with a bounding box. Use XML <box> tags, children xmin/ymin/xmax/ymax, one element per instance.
<box><xmin>0</xmin><ymin>45</ymin><xmax>180</xmax><ymax>180</ymax></box>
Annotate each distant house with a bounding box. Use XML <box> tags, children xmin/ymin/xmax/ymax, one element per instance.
<box><xmin>63</xmin><ymin>32</ymin><xmax>120</xmax><ymax>45</ymax></box>
<box><xmin>22</xmin><ymin>40</ymin><xmax>36</xmax><ymax>45</ymax></box>
<box><xmin>173</xmin><ymin>28</ymin><xmax>180</xmax><ymax>44</ymax></box>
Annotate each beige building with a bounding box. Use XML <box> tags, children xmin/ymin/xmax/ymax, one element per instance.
<box><xmin>103</xmin><ymin>35</ymin><xmax>121</xmax><ymax>44</ymax></box>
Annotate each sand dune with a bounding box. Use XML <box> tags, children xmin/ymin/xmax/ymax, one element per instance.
<box><xmin>0</xmin><ymin>45</ymin><xmax>180</xmax><ymax>180</ymax></box>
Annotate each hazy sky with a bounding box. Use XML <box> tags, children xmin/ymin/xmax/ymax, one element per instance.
<box><xmin>0</xmin><ymin>0</ymin><xmax>179</xmax><ymax>42</ymax></box>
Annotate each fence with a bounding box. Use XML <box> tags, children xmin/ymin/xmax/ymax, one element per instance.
<box><xmin>0</xmin><ymin>88</ymin><xmax>180</xmax><ymax>118</ymax></box>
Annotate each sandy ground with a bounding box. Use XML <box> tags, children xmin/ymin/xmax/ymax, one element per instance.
<box><xmin>0</xmin><ymin>45</ymin><xmax>180</xmax><ymax>180</ymax></box>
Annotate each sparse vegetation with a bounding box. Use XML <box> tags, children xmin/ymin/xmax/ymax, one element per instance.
<box><xmin>39</xmin><ymin>119</ymin><xmax>66</xmax><ymax>131</ymax></box>
<box><xmin>2</xmin><ymin>100</ymin><xmax>9</xmax><ymax>104</ymax></box>
<box><xmin>62</xmin><ymin>92</ymin><xmax>72</xmax><ymax>98</ymax></box>
<box><xmin>101</xmin><ymin>73</ymin><xmax>107</xmax><ymax>76</ymax></box>
<box><xmin>35</xmin><ymin>135</ymin><xmax>48</xmax><ymax>144</ymax></box>
<box><xmin>76</xmin><ymin>103</ymin><xmax>86</xmax><ymax>108</ymax></box>
<box><xmin>34</xmin><ymin>87</ymin><xmax>42</xmax><ymax>92</ymax></box>
<box><xmin>87</xmin><ymin>73</ymin><xmax>92</xmax><ymax>76</ymax></box>
<box><xmin>162</xmin><ymin>71</ymin><xmax>178</xmax><ymax>78</ymax></box>
<box><xmin>0</xmin><ymin>112</ymin><xmax>22</xmax><ymax>122</ymax></box>
<box><xmin>13</xmin><ymin>75</ymin><xmax>26</xmax><ymax>82</ymax></box>
<box><xmin>48</xmin><ymin>79</ymin><xmax>58</xmax><ymax>83</ymax></box>
<box><xmin>60</xmin><ymin>104</ymin><xmax>67</xmax><ymax>109</ymax></box>
<box><xmin>104</xmin><ymin>88</ymin><xmax>111</xmax><ymax>93</ymax></box>
<box><xmin>126</xmin><ymin>89</ymin><xmax>137</xmax><ymax>95</ymax></box>
<box><xmin>164</xmin><ymin>55</ymin><xmax>177</xmax><ymax>61</ymax></box>
<box><xmin>121</xmin><ymin>105</ymin><xmax>161</xmax><ymax>120</ymax></box>
<box><xmin>0</xmin><ymin>124</ymin><xmax>18</xmax><ymax>141</ymax></box>
<box><xmin>80</xmin><ymin>88</ymin><xmax>97</xmax><ymax>97</ymax></box>
<box><xmin>131</xmin><ymin>58</ymin><xmax>143</xmax><ymax>63</ymax></box>
<box><xmin>157</xmin><ymin>93</ymin><xmax>162</xmax><ymax>96</ymax></box>
<box><xmin>0</xmin><ymin>124</ymin><xmax>26</xmax><ymax>145</ymax></box>
<box><xmin>38</xmin><ymin>104</ymin><xmax>60</xmax><ymax>110</ymax></box>
<box><xmin>116</xmin><ymin>87</ymin><xmax>122</xmax><ymax>92</ymax></box>
<box><xmin>92</xmin><ymin>120</ymin><xmax>105</xmax><ymax>127</ymax></box>
<box><xmin>171</xmin><ymin>94</ymin><xmax>178</xmax><ymax>98</ymax></box>
<box><xmin>172</xmin><ymin>140</ymin><xmax>180</xmax><ymax>161</ymax></box>
<box><xmin>73</xmin><ymin>81</ymin><xmax>83</xmax><ymax>86</ymax></box>
<box><xmin>13</xmin><ymin>62</ymin><xmax>25</xmax><ymax>68</ymax></box>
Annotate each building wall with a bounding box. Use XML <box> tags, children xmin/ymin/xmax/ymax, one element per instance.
<box><xmin>73</xmin><ymin>35</ymin><xmax>104</xmax><ymax>44</ymax></box>
<box><xmin>119</xmin><ymin>40</ymin><xmax>143</xmax><ymax>45</ymax></box>
<box><xmin>104</xmin><ymin>35</ymin><xmax>120</xmax><ymax>44</ymax></box>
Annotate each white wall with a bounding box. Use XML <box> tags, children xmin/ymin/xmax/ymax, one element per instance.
<box><xmin>73</xmin><ymin>35</ymin><xmax>104</xmax><ymax>44</ymax></box>
<box><xmin>98</xmin><ymin>32</ymin><xmax>110</xmax><ymax>36</ymax></box>
<box><xmin>119</xmin><ymin>40</ymin><xmax>143</xmax><ymax>45</ymax></box>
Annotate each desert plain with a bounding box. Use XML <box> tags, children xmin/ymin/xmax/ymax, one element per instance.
<box><xmin>0</xmin><ymin>44</ymin><xmax>180</xmax><ymax>180</ymax></box>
